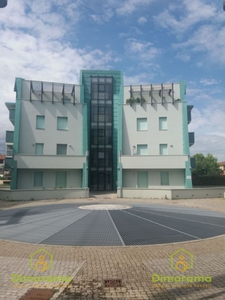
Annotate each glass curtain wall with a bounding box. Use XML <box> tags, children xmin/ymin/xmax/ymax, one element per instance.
<box><xmin>90</xmin><ymin>76</ymin><xmax>113</xmax><ymax>191</ymax></box>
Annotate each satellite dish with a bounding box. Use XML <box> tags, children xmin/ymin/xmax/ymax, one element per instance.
<box><xmin>0</xmin><ymin>0</ymin><xmax>7</xmax><ymax>8</ymax></box>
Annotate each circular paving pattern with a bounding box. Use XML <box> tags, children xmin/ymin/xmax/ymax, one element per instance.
<box><xmin>78</xmin><ymin>204</ymin><xmax>132</xmax><ymax>210</ymax></box>
<box><xmin>0</xmin><ymin>202</ymin><xmax>225</xmax><ymax>246</ymax></box>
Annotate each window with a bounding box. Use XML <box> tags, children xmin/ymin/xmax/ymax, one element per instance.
<box><xmin>35</xmin><ymin>143</ymin><xmax>43</xmax><ymax>155</ymax></box>
<box><xmin>99</xmin><ymin>107</ymin><xmax>105</xmax><ymax>114</ymax></box>
<box><xmin>57</xmin><ymin>144</ymin><xmax>67</xmax><ymax>155</ymax></box>
<box><xmin>36</xmin><ymin>116</ymin><xmax>45</xmax><ymax>129</ymax></box>
<box><xmin>159</xmin><ymin>117</ymin><xmax>167</xmax><ymax>130</ymax></box>
<box><xmin>56</xmin><ymin>171</ymin><xmax>67</xmax><ymax>188</ymax></box>
<box><xmin>160</xmin><ymin>144</ymin><xmax>168</xmax><ymax>155</ymax></box>
<box><xmin>161</xmin><ymin>172</ymin><xmax>169</xmax><ymax>185</ymax></box>
<box><xmin>98</xmin><ymin>129</ymin><xmax>105</xmax><ymax>137</ymax></box>
<box><xmin>98</xmin><ymin>85</ymin><xmax>105</xmax><ymax>92</ymax></box>
<box><xmin>137</xmin><ymin>172</ymin><xmax>148</xmax><ymax>188</ymax></box>
<box><xmin>137</xmin><ymin>118</ymin><xmax>147</xmax><ymax>131</ymax></box>
<box><xmin>137</xmin><ymin>144</ymin><xmax>148</xmax><ymax>155</ymax></box>
<box><xmin>34</xmin><ymin>172</ymin><xmax>43</xmax><ymax>187</ymax></box>
<box><xmin>57</xmin><ymin>117</ymin><xmax>68</xmax><ymax>130</ymax></box>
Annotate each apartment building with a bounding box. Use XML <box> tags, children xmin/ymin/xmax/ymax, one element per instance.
<box><xmin>5</xmin><ymin>70</ymin><xmax>194</xmax><ymax>193</ymax></box>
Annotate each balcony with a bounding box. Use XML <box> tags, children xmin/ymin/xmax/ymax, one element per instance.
<box><xmin>6</xmin><ymin>131</ymin><xmax>14</xmax><ymax>143</ymax></box>
<box><xmin>121</xmin><ymin>155</ymin><xmax>189</xmax><ymax>169</ymax></box>
<box><xmin>14</xmin><ymin>155</ymin><xmax>86</xmax><ymax>169</ymax></box>
<box><xmin>187</xmin><ymin>105</ymin><xmax>194</xmax><ymax>124</ymax></box>
<box><xmin>5</xmin><ymin>103</ymin><xmax>16</xmax><ymax>125</ymax></box>
<box><xmin>4</xmin><ymin>158</ymin><xmax>13</xmax><ymax>170</ymax></box>
<box><xmin>6</xmin><ymin>145</ymin><xmax>13</xmax><ymax>157</ymax></box>
<box><xmin>189</xmin><ymin>132</ymin><xmax>195</xmax><ymax>147</ymax></box>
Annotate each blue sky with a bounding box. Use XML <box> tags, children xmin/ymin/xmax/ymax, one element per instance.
<box><xmin>0</xmin><ymin>0</ymin><xmax>225</xmax><ymax>161</ymax></box>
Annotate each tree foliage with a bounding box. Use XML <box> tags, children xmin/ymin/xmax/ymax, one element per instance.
<box><xmin>191</xmin><ymin>153</ymin><xmax>222</xmax><ymax>177</ymax></box>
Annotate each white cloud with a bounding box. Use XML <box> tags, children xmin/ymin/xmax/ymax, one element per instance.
<box><xmin>174</xmin><ymin>25</ymin><xmax>225</xmax><ymax>64</ymax></box>
<box><xmin>125</xmin><ymin>38</ymin><xmax>161</xmax><ymax>61</ymax></box>
<box><xmin>154</xmin><ymin>0</ymin><xmax>217</xmax><ymax>33</ymax></box>
<box><xmin>119</xmin><ymin>27</ymin><xmax>143</xmax><ymax>38</ymax></box>
<box><xmin>190</xmin><ymin>134</ymin><xmax>225</xmax><ymax>162</ymax></box>
<box><xmin>90</xmin><ymin>7</ymin><xmax>114</xmax><ymax>24</ymax></box>
<box><xmin>189</xmin><ymin>102</ymin><xmax>225</xmax><ymax>136</ymax></box>
<box><xmin>189</xmin><ymin>101</ymin><xmax>225</xmax><ymax>162</ymax></box>
<box><xmin>124</xmin><ymin>72</ymin><xmax>154</xmax><ymax>85</ymax></box>
<box><xmin>200</xmin><ymin>78</ymin><xmax>219</xmax><ymax>86</ymax></box>
<box><xmin>116</xmin><ymin>0</ymin><xmax>153</xmax><ymax>15</ymax></box>
<box><xmin>175</xmin><ymin>53</ymin><xmax>190</xmax><ymax>62</ymax></box>
<box><xmin>138</xmin><ymin>17</ymin><xmax>147</xmax><ymax>24</ymax></box>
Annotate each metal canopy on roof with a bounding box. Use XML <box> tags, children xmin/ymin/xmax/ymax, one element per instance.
<box><xmin>29</xmin><ymin>80</ymin><xmax>76</xmax><ymax>105</ymax></box>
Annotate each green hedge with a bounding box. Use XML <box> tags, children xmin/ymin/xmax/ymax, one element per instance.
<box><xmin>192</xmin><ymin>175</ymin><xmax>225</xmax><ymax>186</ymax></box>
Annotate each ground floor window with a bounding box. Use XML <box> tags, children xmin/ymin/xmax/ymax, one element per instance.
<box><xmin>34</xmin><ymin>171</ymin><xmax>43</xmax><ymax>187</ymax></box>
<box><xmin>137</xmin><ymin>171</ymin><xmax>148</xmax><ymax>188</ymax></box>
<box><xmin>56</xmin><ymin>171</ymin><xmax>67</xmax><ymax>188</ymax></box>
<box><xmin>160</xmin><ymin>171</ymin><xmax>169</xmax><ymax>185</ymax></box>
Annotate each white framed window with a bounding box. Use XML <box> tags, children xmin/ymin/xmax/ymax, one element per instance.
<box><xmin>35</xmin><ymin>143</ymin><xmax>44</xmax><ymax>155</ymax></box>
<box><xmin>36</xmin><ymin>116</ymin><xmax>45</xmax><ymax>129</ymax></box>
<box><xmin>160</xmin><ymin>172</ymin><xmax>169</xmax><ymax>185</ymax></box>
<box><xmin>137</xmin><ymin>118</ymin><xmax>147</xmax><ymax>131</ymax></box>
<box><xmin>57</xmin><ymin>144</ymin><xmax>67</xmax><ymax>155</ymax></box>
<box><xmin>160</xmin><ymin>144</ymin><xmax>168</xmax><ymax>155</ymax></box>
<box><xmin>159</xmin><ymin>117</ymin><xmax>167</xmax><ymax>130</ymax></box>
<box><xmin>34</xmin><ymin>171</ymin><xmax>43</xmax><ymax>187</ymax></box>
<box><xmin>57</xmin><ymin>117</ymin><xmax>68</xmax><ymax>130</ymax></box>
<box><xmin>137</xmin><ymin>144</ymin><xmax>148</xmax><ymax>155</ymax></box>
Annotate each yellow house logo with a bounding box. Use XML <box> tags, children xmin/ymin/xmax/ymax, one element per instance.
<box><xmin>29</xmin><ymin>248</ymin><xmax>53</xmax><ymax>272</ymax></box>
<box><xmin>170</xmin><ymin>248</ymin><xmax>194</xmax><ymax>273</ymax></box>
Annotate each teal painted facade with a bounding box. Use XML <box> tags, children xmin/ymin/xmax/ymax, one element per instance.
<box><xmin>80</xmin><ymin>70</ymin><xmax>123</xmax><ymax>191</ymax></box>
<box><xmin>11</xmin><ymin>78</ymin><xmax>22</xmax><ymax>190</ymax></box>
<box><xmin>180</xmin><ymin>81</ymin><xmax>192</xmax><ymax>188</ymax></box>
<box><xmin>80</xmin><ymin>84</ymin><xmax>88</xmax><ymax>188</ymax></box>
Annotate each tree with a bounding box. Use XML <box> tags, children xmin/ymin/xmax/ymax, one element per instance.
<box><xmin>191</xmin><ymin>153</ymin><xmax>222</xmax><ymax>177</ymax></box>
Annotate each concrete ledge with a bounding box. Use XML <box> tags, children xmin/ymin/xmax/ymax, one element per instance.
<box><xmin>118</xmin><ymin>188</ymin><xmax>225</xmax><ymax>199</ymax></box>
<box><xmin>0</xmin><ymin>188</ymin><xmax>89</xmax><ymax>201</ymax></box>
<box><xmin>171</xmin><ymin>188</ymin><xmax>225</xmax><ymax>199</ymax></box>
<box><xmin>118</xmin><ymin>188</ymin><xmax>172</xmax><ymax>199</ymax></box>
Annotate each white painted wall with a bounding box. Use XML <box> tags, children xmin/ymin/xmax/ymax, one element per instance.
<box><xmin>121</xmin><ymin>155</ymin><xmax>188</xmax><ymax>169</ymax></box>
<box><xmin>123</xmin><ymin>169</ymin><xmax>185</xmax><ymax>189</ymax></box>
<box><xmin>122</xmin><ymin>102</ymin><xmax>183</xmax><ymax>156</ymax></box>
<box><xmin>117</xmin><ymin>187</ymin><xmax>225</xmax><ymax>199</ymax></box>
<box><xmin>0</xmin><ymin>188</ymin><xmax>89</xmax><ymax>200</ymax></box>
<box><xmin>17</xmin><ymin>169</ymin><xmax>82</xmax><ymax>189</ymax></box>
<box><xmin>19</xmin><ymin>100</ymin><xmax>83</xmax><ymax>155</ymax></box>
<box><xmin>15</xmin><ymin>155</ymin><xmax>85</xmax><ymax>169</ymax></box>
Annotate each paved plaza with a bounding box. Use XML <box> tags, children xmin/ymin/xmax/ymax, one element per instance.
<box><xmin>0</xmin><ymin>197</ymin><xmax>225</xmax><ymax>299</ymax></box>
